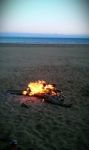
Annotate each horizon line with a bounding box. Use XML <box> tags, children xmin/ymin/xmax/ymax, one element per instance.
<box><xmin>0</xmin><ymin>32</ymin><xmax>89</xmax><ymax>38</ymax></box>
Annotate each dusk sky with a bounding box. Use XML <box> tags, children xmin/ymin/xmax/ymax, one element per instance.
<box><xmin>1</xmin><ymin>0</ymin><xmax>89</xmax><ymax>35</ymax></box>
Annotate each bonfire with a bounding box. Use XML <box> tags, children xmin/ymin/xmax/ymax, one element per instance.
<box><xmin>22</xmin><ymin>80</ymin><xmax>64</xmax><ymax>104</ymax></box>
<box><xmin>22</xmin><ymin>80</ymin><xmax>60</xmax><ymax>96</ymax></box>
<box><xmin>8</xmin><ymin>80</ymin><xmax>72</xmax><ymax>106</ymax></box>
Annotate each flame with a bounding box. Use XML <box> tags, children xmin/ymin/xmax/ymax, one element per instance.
<box><xmin>22</xmin><ymin>80</ymin><xmax>60</xmax><ymax>96</ymax></box>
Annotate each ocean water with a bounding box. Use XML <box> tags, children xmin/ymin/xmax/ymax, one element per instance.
<box><xmin>0</xmin><ymin>37</ymin><xmax>89</xmax><ymax>44</ymax></box>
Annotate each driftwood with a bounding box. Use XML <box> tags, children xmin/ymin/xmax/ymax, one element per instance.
<box><xmin>43</xmin><ymin>94</ymin><xmax>72</xmax><ymax>107</ymax></box>
<box><xmin>7</xmin><ymin>90</ymin><xmax>72</xmax><ymax>107</ymax></box>
<box><xmin>7</xmin><ymin>90</ymin><xmax>22</xmax><ymax>95</ymax></box>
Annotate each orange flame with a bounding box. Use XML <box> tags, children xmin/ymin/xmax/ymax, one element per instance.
<box><xmin>22</xmin><ymin>80</ymin><xmax>60</xmax><ymax>96</ymax></box>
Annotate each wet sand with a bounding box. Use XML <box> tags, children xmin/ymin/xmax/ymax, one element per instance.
<box><xmin>0</xmin><ymin>44</ymin><xmax>89</xmax><ymax>150</ymax></box>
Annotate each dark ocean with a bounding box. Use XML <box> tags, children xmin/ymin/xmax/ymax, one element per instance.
<box><xmin>0</xmin><ymin>36</ymin><xmax>89</xmax><ymax>44</ymax></box>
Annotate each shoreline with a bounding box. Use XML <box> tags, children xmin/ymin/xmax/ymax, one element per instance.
<box><xmin>0</xmin><ymin>43</ymin><xmax>89</xmax><ymax>47</ymax></box>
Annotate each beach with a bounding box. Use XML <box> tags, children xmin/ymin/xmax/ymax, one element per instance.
<box><xmin>0</xmin><ymin>44</ymin><xmax>89</xmax><ymax>150</ymax></box>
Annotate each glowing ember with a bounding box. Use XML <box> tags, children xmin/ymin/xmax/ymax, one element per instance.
<box><xmin>22</xmin><ymin>80</ymin><xmax>60</xmax><ymax>96</ymax></box>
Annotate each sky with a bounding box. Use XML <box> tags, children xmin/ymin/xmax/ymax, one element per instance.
<box><xmin>0</xmin><ymin>0</ymin><xmax>89</xmax><ymax>35</ymax></box>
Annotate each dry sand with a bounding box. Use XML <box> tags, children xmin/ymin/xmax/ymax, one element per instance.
<box><xmin>0</xmin><ymin>44</ymin><xmax>89</xmax><ymax>150</ymax></box>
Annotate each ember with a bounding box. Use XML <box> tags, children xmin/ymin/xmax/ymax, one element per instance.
<box><xmin>22</xmin><ymin>80</ymin><xmax>60</xmax><ymax>96</ymax></box>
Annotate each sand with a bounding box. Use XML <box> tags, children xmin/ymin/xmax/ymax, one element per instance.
<box><xmin>0</xmin><ymin>44</ymin><xmax>89</xmax><ymax>150</ymax></box>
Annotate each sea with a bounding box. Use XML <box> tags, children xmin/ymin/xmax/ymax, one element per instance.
<box><xmin>0</xmin><ymin>36</ymin><xmax>89</xmax><ymax>44</ymax></box>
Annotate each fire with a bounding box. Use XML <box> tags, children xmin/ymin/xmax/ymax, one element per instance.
<box><xmin>22</xmin><ymin>80</ymin><xmax>60</xmax><ymax>96</ymax></box>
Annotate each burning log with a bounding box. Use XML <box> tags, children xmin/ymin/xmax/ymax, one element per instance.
<box><xmin>22</xmin><ymin>80</ymin><xmax>61</xmax><ymax>96</ymax></box>
<box><xmin>7</xmin><ymin>80</ymin><xmax>72</xmax><ymax>107</ymax></box>
<box><xmin>22</xmin><ymin>80</ymin><xmax>64</xmax><ymax>104</ymax></box>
